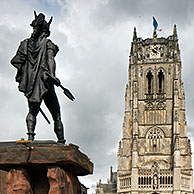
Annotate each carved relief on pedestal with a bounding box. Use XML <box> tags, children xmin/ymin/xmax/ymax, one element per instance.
<box><xmin>7</xmin><ymin>168</ymin><xmax>33</xmax><ymax>194</ymax></box>
<box><xmin>47</xmin><ymin>166</ymin><xmax>81</xmax><ymax>194</ymax></box>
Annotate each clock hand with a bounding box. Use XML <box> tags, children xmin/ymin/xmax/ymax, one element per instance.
<box><xmin>152</xmin><ymin>48</ymin><xmax>158</xmax><ymax>54</ymax></box>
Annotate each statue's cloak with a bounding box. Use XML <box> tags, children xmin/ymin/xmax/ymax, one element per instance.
<box><xmin>11</xmin><ymin>38</ymin><xmax>58</xmax><ymax>103</ymax></box>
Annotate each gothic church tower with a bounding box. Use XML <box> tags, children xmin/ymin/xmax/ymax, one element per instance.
<box><xmin>117</xmin><ymin>26</ymin><xmax>193</xmax><ymax>194</ymax></box>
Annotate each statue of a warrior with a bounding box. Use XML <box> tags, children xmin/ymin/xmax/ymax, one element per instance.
<box><xmin>11</xmin><ymin>12</ymin><xmax>70</xmax><ymax>143</ymax></box>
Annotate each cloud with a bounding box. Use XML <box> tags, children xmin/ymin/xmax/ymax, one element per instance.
<box><xmin>0</xmin><ymin>0</ymin><xmax>194</xmax><ymax>193</ymax></box>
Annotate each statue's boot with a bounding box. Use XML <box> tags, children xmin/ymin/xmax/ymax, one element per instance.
<box><xmin>26</xmin><ymin>113</ymin><xmax>36</xmax><ymax>141</ymax></box>
<box><xmin>54</xmin><ymin>116</ymin><xmax>65</xmax><ymax>144</ymax></box>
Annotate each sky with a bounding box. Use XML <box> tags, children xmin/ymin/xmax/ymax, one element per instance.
<box><xmin>1</xmin><ymin>0</ymin><xmax>194</xmax><ymax>193</ymax></box>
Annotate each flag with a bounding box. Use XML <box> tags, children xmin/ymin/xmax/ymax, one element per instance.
<box><xmin>153</xmin><ymin>16</ymin><xmax>162</xmax><ymax>32</ymax></box>
<box><xmin>153</xmin><ymin>16</ymin><xmax>158</xmax><ymax>30</ymax></box>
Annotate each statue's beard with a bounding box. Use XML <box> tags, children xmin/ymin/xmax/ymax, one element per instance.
<box><xmin>31</xmin><ymin>26</ymin><xmax>42</xmax><ymax>39</ymax></box>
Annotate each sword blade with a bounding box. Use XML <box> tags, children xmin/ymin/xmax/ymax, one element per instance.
<box><xmin>39</xmin><ymin>107</ymin><xmax>50</xmax><ymax>124</ymax></box>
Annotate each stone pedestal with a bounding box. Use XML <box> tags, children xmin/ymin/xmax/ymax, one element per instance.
<box><xmin>0</xmin><ymin>141</ymin><xmax>93</xmax><ymax>194</ymax></box>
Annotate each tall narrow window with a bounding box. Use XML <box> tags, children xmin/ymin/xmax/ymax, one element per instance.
<box><xmin>171</xmin><ymin>176</ymin><xmax>173</xmax><ymax>184</ymax></box>
<box><xmin>158</xmin><ymin>70</ymin><xmax>164</xmax><ymax>93</ymax></box>
<box><xmin>147</xmin><ymin>71</ymin><xmax>153</xmax><ymax>94</ymax></box>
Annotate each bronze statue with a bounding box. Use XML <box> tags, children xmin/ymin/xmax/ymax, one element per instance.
<box><xmin>11</xmin><ymin>11</ymin><xmax>74</xmax><ymax>143</ymax></box>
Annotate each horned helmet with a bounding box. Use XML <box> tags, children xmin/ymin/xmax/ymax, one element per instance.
<box><xmin>30</xmin><ymin>11</ymin><xmax>53</xmax><ymax>37</ymax></box>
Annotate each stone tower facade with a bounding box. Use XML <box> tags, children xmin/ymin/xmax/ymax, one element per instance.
<box><xmin>117</xmin><ymin>26</ymin><xmax>193</xmax><ymax>194</ymax></box>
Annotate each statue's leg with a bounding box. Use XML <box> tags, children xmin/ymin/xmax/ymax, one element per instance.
<box><xmin>53</xmin><ymin>114</ymin><xmax>65</xmax><ymax>144</ymax></box>
<box><xmin>44</xmin><ymin>88</ymin><xmax>66</xmax><ymax>144</ymax></box>
<box><xmin>26</xmin><ymin>101</ymin><xmax>40</xmax><ymax>141</ymax></box>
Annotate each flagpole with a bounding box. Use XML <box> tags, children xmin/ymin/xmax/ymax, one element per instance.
<box><xmin>153</xmin><ymin>28</ymin><xmax>157</xmax><ymax>38</ymax></box>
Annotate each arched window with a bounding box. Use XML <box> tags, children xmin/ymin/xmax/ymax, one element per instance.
<box><xmin>158</xmin><ymin>70</ymin><xmax>164</xmax><ymax>93</ymax></box>
<box><xmin>146</xmin><ymin>127</ymin><xmax>164</xmax><ymax>153</ymax></box>
<box><xmin>147</xmin><ymin>71</ymin><xmax>153</xmax><ymax>94</ymax></box>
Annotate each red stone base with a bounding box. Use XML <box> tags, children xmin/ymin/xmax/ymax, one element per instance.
<box><xmin>0</xmin><ymin>141</ymin><xmax>93</xmax><ymax>194</ymax></box>
<box><xmin>47</xmin><ymin>166</ymin><xmax>81</xmax><ymax>194</ymax></box>
<box><xmin>6</xmin><ymin>166</ymin><xmax>81</xmax><ymax>194</ymax></box>
<box><xmin>7</xmin><ymin>168</ymin><xmax>33</xmax><ymax>194</ymax></box>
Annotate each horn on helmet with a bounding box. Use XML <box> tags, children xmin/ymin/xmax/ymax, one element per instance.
<box><xmin>48</xmin><ymin>16</ymin><xmax>53</xmax><ymax>26</ymax></box>
<box><xmin>34</xmin><ymin>11</ymin><xmax>37</xmax><ymax>18</ymax></box>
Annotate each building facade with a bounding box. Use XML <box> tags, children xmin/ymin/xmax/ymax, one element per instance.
<box><xmin>96</xmin><ymin>166</ymin><xmax>117</xmax><ymax>194</ymax></box>
<box><xmin>117</xmin><ymin>26</ymin><xmax>193</xmax><ymax>194</ymax></box>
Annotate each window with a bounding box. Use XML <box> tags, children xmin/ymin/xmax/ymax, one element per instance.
<box><xmin>146</xmin><ymin>127</ymin><xmax>164</xmax><ymax>153</ymax></box>
<box><xmin>158</xmin><ymin>70</ymin><xmax>164</xmax><ymax>93</ymax></box>
<box><xmin>171</xmin><ymin>176</ymin><xmax>173</xmax><ymax>184</ymax></box>
<box><xmin>147</xmin><ymin>71</ymin><xmax>153</xmax><ymax>94</ymax></box>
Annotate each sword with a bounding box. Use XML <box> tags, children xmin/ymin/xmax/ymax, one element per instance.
<box><xmin>33</xmin><ymin>104</ymin><xmax>51</xmax><ymax>125</ymax></box>
<box><xmin>39</xmin><ymin>107</ymin><xmax>50</xmax><ymax>124</ymax></box>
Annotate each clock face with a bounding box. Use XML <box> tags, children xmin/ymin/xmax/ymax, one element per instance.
<box><xmin>150</xmin><ymin>45</ymin><xmax>160</xmax><ymax>58</ymax></box>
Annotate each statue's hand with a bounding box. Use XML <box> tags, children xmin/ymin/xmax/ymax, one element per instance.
<box><xmin>53</xmin><ymin>77</ymin><xmax>61</xmax><ymax>87</ymax></box>
<box><xmin>44</xmin><ymin>72</ymin><xmax>61</xmax><ymax>86</ymax></box>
